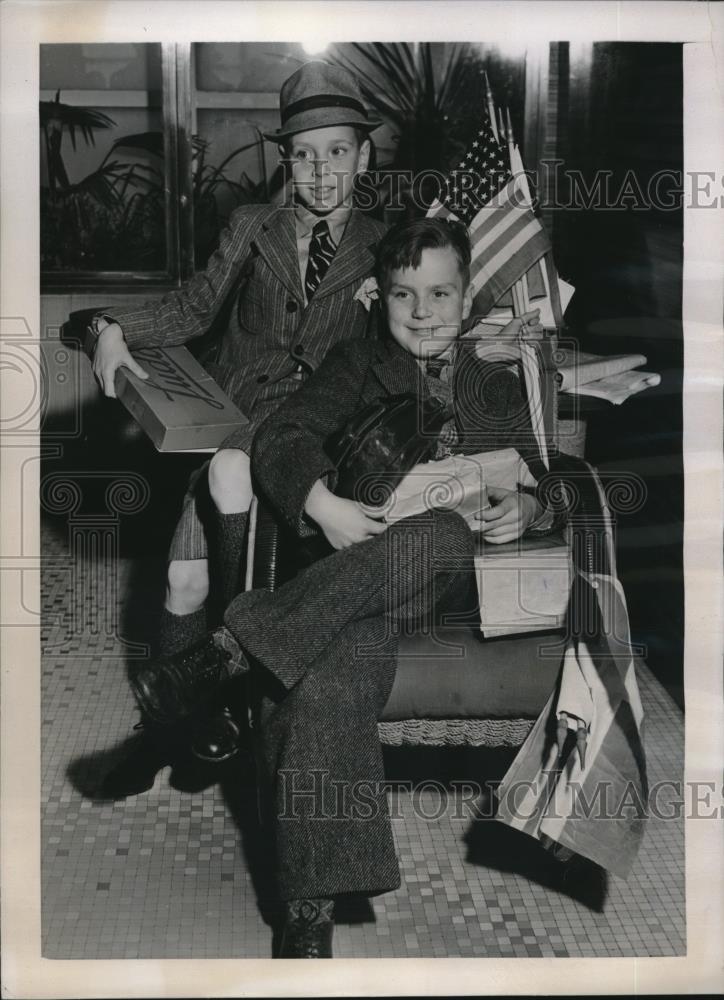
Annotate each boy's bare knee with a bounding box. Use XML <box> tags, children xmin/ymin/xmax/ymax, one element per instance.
<box><xmin>209</xmin><ymin>448</ymin><xmax>250</xmax><ymax>488</ymax></box>
<box><xmin>167</xmin><ymin>559</ymin><xmax>209</xmax><ymax>611</ymax></box>
<box><xmin>208</xmin><ymin>449</ymin><xmax>253</xmax><ymax>512</ymax></box>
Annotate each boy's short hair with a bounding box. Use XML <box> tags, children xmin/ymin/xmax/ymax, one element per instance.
<box><xmin>375</xmin><ymin>217</ymin><xmax>471</xmax><ymax>291</ymax></box>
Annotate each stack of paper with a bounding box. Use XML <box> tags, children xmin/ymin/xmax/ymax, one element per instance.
<box><xmin>474</xmin><ymin>531</ymin><xmax>571</xmax><ymax>637</ymax></box>
<box><xmin>556</xmin><ymin>349</ymin><xmax>661</xmax><ymax>404</ymax></box>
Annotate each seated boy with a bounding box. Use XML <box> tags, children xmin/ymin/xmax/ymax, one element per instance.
<box><xmin>89</xmin><ymin>61</ymin><xmax>386</xmax><ymax>783</ymax></box>
<box><xmin>131</xmin><ymin>217</ymin><xmax>557</xmax><ymax>956</ymax></box>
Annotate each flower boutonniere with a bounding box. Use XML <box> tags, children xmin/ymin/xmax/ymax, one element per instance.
<box><xmin>353</xmin><ymin>276</ymin><xmax>379</xmax><ymax>312</ymax></box>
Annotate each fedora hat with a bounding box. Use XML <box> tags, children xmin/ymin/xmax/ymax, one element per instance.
<box><xmin>263</xmin><ymin>61</ymin><xmax>380</xmax><ymax>142</ymax></box>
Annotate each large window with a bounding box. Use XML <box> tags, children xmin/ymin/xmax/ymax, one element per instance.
<box><xmin>40</xmin><ymin>43</ymin><xmax>178</xmax><ymax>286</ymax></box>
<box><xmin>40</xmin><ymin>42</ymin><xmax>531</xmax><ymax>289</ymax></box>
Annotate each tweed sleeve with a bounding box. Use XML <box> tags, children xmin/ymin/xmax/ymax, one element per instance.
<box><xmin>252</xmin><ymin>341</ymin><xmax>369</xmax><ymax>533</ymax></box>
<box><xmin>101</xmin><ymin>206</ymin><xmax>270</xmax><ymax>349</ymax></box>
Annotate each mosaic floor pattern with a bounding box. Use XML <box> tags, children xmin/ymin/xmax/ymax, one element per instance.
<box><xmin>41</xmin><ymin>517</ymin><xmax>686</xmax><ymax>959</ymax></box>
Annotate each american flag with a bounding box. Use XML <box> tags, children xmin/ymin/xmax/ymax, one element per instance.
<box><xmin>427</xmin><ymin>114</ymin><xmax>550</xmax><ymax>314</ymax></box>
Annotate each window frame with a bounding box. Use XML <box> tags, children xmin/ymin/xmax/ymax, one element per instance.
<box><xmin>40</xmin><ymin>43</ymin><xmax>195</xmax><ymax>293</ymax></box>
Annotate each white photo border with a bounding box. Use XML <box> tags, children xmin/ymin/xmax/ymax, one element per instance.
<box><xmin>1</xmin><ymin>2</ymin><xmax>722</xmax><ymax>996</ymax></box>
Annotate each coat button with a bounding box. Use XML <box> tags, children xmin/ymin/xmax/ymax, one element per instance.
<box><xmin>286</xmin><ymin>300</ymin><xmax>298</xmax><ymax>313</ymax></box>
<box><xmin>256</xmin><ymin>374</ymin><xmax>269</xmax><ymax>384</ymax></box>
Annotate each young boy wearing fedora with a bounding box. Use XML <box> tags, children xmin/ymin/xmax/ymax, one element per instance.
<box><xmin>131</xmin><ymin>218</ymin><xmax>557</xmax><ymax>956</ymax></box>
<box><xmin>89</xmin><ymin>61</ymin><xmax>386</xmax><ymax>787</ymax></box>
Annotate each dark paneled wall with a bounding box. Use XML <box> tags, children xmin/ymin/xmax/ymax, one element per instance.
<box><xmin>554</xmin><ymin>43</ymin><xmax>684</xmax><ymax>705</ymax></box>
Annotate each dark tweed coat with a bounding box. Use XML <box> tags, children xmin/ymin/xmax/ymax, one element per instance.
<box><xmin>223</xmin><ymin>334</ymin><xmax>545</xmax><ymax>900</ymax></box>
<box><xmin>109</xmin><ymin>202</ymin><xmax>386</xmax><ymax>452</ymax></box>
<box><xmin>226</xmin><ymin>505</ymin><xmax>476</xmax><ymax>900</ymax></box>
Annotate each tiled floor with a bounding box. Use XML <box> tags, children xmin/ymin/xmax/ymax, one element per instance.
<box><xmin>41</xmin><ymin>515</ymin><xmax>686</xmax><ymax>959</ymax></box>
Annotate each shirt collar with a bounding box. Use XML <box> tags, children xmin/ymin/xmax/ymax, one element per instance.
<box><xmin>417</xmin><ymin>340</ymin><xmax>459</xmax><ymax>376</ymax></box>
<box><xmin>293</xmin><ymin>200</ymin><xmax>353</xmax><ymax>245</ymax></box>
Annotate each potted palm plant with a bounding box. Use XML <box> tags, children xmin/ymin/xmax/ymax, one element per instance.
<box><xmin>333</xmin><ymin>42</ymin><xmax>524</xmax><ymax>216</ymax></box>
<box><xmin>40</xmin><ymin>92</ymin><xmax>167</xmax><ymax>271</ymax></box>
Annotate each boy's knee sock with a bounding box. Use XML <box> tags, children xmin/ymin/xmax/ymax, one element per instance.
<box><xmin>158</xmin><ymin>605</ymin><xmax>207</xmax><ymax>659</ymax></box>
<box><xmin>214</xmin><ymin>510</ymin><xmax>248</xmax><ymax>610</ymax></box>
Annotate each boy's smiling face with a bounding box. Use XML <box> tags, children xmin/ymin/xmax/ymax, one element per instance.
<box><xmin>384</xmin><ymin>246</ymin><xmax>473</xmax><ymax>362</ymax></box>
<box><xmin>284</xmin><ymin>125</ymin><xmax>370</xmax><ymax>214</ymax></box>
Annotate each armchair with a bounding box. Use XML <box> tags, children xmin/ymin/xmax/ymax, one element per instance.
<box><xmin>243</xmin><ymin>331</ymin><xmax>573</xmax><ymax>749</ymax></box>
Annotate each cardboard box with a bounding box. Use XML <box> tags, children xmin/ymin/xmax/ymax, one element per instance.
<box><xmin>475</xmin><ymin>530</ymin><xmax>572</xmax><ymax>637</ymax></box>
<box><xmin>105</xmin><ymin>344</ymin><xmax>247</xmax><ymax>452</ymax></box>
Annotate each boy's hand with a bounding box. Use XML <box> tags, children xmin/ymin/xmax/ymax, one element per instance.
<box><xmin>476</xmin><ymin>485</ymin><xmax>539</xmax><ymax>544</ymax></box>
<box><xmin>92</xmin><ymin>323</ymin><xmax>149</xmax><ymax>399</ymax></box>
<box><xmin>305</xmin><ymin>481</ymin><xmax>387</xmax><ymax>550</ymax></box>
<box><xmin>498</xmin><ymin>308</ymin><xmax>543</xmax><ymax>340</ymax></box>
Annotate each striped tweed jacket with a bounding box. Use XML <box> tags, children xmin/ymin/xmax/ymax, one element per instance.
<box><xmin>108</xmin><ymin>203</ymin><xmax>386</xmax><ymax>449</ymax></box>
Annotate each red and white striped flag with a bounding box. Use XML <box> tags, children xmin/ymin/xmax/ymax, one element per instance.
<box><xmin>427</xmin><ymin>114</ymin><xmax>550</xmax><ymax>315</ymax></box>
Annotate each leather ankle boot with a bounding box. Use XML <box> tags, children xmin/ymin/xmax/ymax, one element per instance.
<box><xmin>278</xmin><ymin>898</ymin><xmax>334</xmax><ymax>958</ymax></box>
<box><xmin>190</xmin><ymin>706</ymin><xmax>241</xmax><ymax>763</ymax></box>
<box><xmin>130</xmin><ymin>633</ymin><xmax>245</xmax><ymax>726</ymax></box>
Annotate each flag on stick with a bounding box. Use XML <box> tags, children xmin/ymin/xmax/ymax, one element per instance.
<box><xmin>484</xmin><ymin>72</ymin><xmax>499</xmax><ymax>143</ymax></box>
<box><xmin>426</xmin><ymin>96</ymin><xmax>559</xmax><ymax>468</ymax></box>
<box><xmin>426</xmin><ymin>114</ymin><xmax>551</xmax><ymax>316</ymax></box>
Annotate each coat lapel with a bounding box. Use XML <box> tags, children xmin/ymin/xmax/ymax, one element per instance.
<box><xmin>253</xmin><ymin>205</ymin><xmax>304</xmax><ymax>301</ymax></box>
<box><xmin>312</xmin><ymin>210</ymin><xmax>380</xmax><ymax>302</ymax></box>
<box><xmin>369</xmin><ymin>339</ymin><xmax>425</xmax><ymax>397</ymax></box>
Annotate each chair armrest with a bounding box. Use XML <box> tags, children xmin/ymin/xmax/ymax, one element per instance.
<box><xmin>246</xmin><ymin>496</ymin><xmax>335</xmax><ymax>593</ymax></box>
<box><xmin>247</xmin><ymin>498</ymin><xmax>282</xmax><ymax>591</ymax></box>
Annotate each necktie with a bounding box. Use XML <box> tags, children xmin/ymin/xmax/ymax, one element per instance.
<box><xmin>425</xmin><ymin>357</ymin><xmax>447</xmax><ymax>379</ymax></box>
<box><xmin>423</xmin><ymin>356</ymin><xmax>457</xmax><ymax>455</ymax></box>
<box><xmin>423</xmin><ymin>358</ymin><xmax>453</xmax><ymax>408</ymax></box>
<box><xmin>304</xmin><ymin>220</ymin><xmax>336</xmax><ymax>301</ymax></box>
